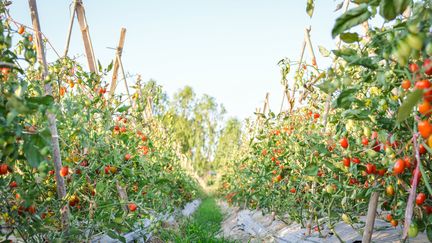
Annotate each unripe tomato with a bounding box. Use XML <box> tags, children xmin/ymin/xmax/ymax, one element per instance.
<box><xmin>406</xmin><ymin>34</ymin><xmax>423</xmax><ymax>51</ymax></box>
<box><xmin>391</xmin><ymin>219</ymin><xmax>398</xmax><ymax>227</ymax></box>
<box><xmin>408</xmin><ymin>222</ymin><xmax>419</xmax><ymax>238</ymax></box>
<box><xmin>325</xmin><ymin>184</ymin><xmax>335</xmax><ymax>194</ymax></box>
<box><xmin>416</xmin><ymin>192</ymin><xmax>426</xmax><ymax>205</ymax></box>
<box><xmin>386</xmin><ymin>185</ymin><xmax>395</xmax><ymax>196</ymax></box>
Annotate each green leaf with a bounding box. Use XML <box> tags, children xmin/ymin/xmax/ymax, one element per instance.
<box><xmin>427</xmin><ymin>225</ymin><xmax>432</xmax><ymax>242</ymax></box>
<box><xmin>397</xmin><ymin>89</ymin><xmax>423</xmax><ymax>123</ymax></box>
<box><xmin>318</xmin><ymin>45</ymin><xmax>331</xmax><ymax>57</ymax></box>
<box><xmin>117</xmin><ymin>105</ymin><xmax>131</xmax><ymax>113</ymax></box>
<box><xmin>304</xmin><ymin>163</ymin><xmax>318</xmax><ymax>176</ymax></box>
<box><xmin>336</xmin><ymin>88</ymin><xmax>358</xmax><ymax>109</ymax></box>
<box><xmin>27</xmin><ymin>95</ymin><xmax>54</xmax><ymax>106</ymax></box>
<box><xmin>23</xmin><ymin>135</ymin><xmax>45</xmax><ymax>168</ymax></box>
<box><xmin>306</xmin><ymin>0</ymin><xmax>314</xmax><ymax>18</ymax></box>
<box><xmin>340</xmin><ymin>32</ymin><xmax>360</xmax><ymax>43</ymax></box>
<box><xmin>332</xmin><ymin>4</ymin><xmax>371</xmax><ymax>38</ymax></box>
<box><xmin>106</xmin><ymin>230</ymin><xmax>126</xmax><ymax>243</ymax></box>
<box><xmin>379</xmin><ymin>0</ymin><xmax>410</xmax><ymax>21</ymax></box>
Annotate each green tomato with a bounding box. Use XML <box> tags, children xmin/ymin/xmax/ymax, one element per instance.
<box><xmin>325</xmin><ymin>185</ymin><xmax>335</xmax><ymax>194</ymax></box>
<box><xmin>364</xmin><ymin>127</ymin><xmax>371</xmax><ymax>137</ymax></box>
<box><xmin>408</xmin><ymin>223</ymin><xmax>419</xmax><ymax>238</ymax></box>
<box><xmin>406</xmin><ymin>34</ymin><xmax>423</xmax><ymax>51</ymax></box>
<box><xmin>426</xmin><ymin>42</ymin><xmax>432</xmax><ymax>56</ymax></box>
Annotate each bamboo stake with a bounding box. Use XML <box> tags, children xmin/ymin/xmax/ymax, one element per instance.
<box><xmin>109</xmin><ymin>28</ymin><xmax>127</xmax><ymax>97</ymax></box>
<box><xmin>290</xmin><ymin>41</ymin><xmax>306</xmax><ymax>112</ymax></box>
<box><xmin>117</xmin><ymin>55</ymin><xmax>133</xmax><ymax>105</ymax></box>
<box><xmin>28</xmin><ymin>0</ymin><xmax>69</xmax><ymax>230</ymax></box>
<box><xmin>116</xmin><ymin>180</ymin><xmax>129</xmax><ymax>213</ymax></box>
<box><xmin>63</xmin><ymin>0</ymin><xmax>78</xmax><ymax>57</ymax></box>
<box><xmin>362</xmin><ymin>190</ymin><xmax>380</xmax><ymax>243</ymax></box>
<box><xmin>75</xmin><ymin>0</ymin><xmax>97</xmax><ymax>73</ymax></box>
<box><xmin>304</xmin><ymin>27</ymin><xmax>318</xmax><ymax>75</ymax></box>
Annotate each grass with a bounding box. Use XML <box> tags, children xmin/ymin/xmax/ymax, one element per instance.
<box><xmin>157</xmin><ymin>197</ymin><xmax>232</xmax><ymax>242</ymax></box>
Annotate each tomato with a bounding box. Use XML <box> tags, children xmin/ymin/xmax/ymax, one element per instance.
<box><xmin>352</xmin><ymin>157</ymin><xmax>360</xmax><ymax>164</ymax></box>
<box><xmin>377</xmin><ymin>169</ymin><xmax>386</xmax><ymax>176</ymax></box>
<box><xmin>0</xmin><ymin>163</ymin><xmax>8</xmax><ymax>175</ymax></box>
<box><xmin>340</xmin><ymin>137</ymin><xmax>349</xmax><ymax>149</ymax></box>
<box><xmin>114</xmin><ymin>125</ymin><xmax>120</xmax><ymax>131</ymax></box>
<box><xmin>275</xmin><ymin>175</ymin><xmax>282</xmax><ymax>182</ymax></box>
<box><xmin>349</xmin><ymin>178</ymin><xmax>358</xmax><ymax>185</ymax></box>
<box><xmin>424</xmin><ymin>59</ymin><xmax>432</xmax><ymax>75</ymax></box>
<box><xmin>124</xmin><ymin>154</ymin><xmax>131</xmax><ymax>161</ymax></box>
<box><xmin>416</xmin><ymin>193</ymin><xmax>426</xmax><ymax>205</ymax></box>
<box><xmin>419</xmin><ymin>100</ymin><xmax>432</xmax><ymax>116</ymax></box>
<box><xmin>424</xmin><ymin>205</ymin><xmax>432</xmax><ymax>214</ymax></box>
<box><xmin>9</xmin><ymin>181</ymin><xmax>17</xmax><ymax>188</ymax></box>
<box><xmin>326</xmin><ymin>184</ymin><xmax>335</xmax><ymax>194</ymax></box>
<box><xmin>18</xmin><ymin>25</ymin><xmax>25</xmax><ymax>35</ymax></box>
<box><xmin>290</xmin><ymin>188</ymin><xmax>296</xmax><ymax>193</ymax></box>
<box><xmin>415</xmin><ymin>79</ymin><xmax>431</xmax><ymax>89</ymax></box>
<box><xmin>343</xmin><ymin>157</ymin><xmax>351</xmax><ymax>167</ymax></box>
<box><xmin>120</xmin><ymin>127</ymin><xmax>126</xmax><ymax>133</ymax></box>
<box><xmin>386</xmin><ymin>214</ymin><xmax>393</xmax><ymax>221</ymax></box>
<box><xmin>128</xmin><ymin>203</ymin><xmax>137</xmax><ymax>212</ymax></box>
<box><xmin>391</xmin><ymin>219</ymin><xmax>398</xmax><ymax>227</ymax></box>
<box><xmin>408</xmin><ymin>223</ymin><xmax>419</xmax><ymax>238</ymax></box>
<box><xmin>410</xmin><ymin>63</ymin><xmax>419</xmax><ymax>73</ymax></box>
<box><xmin>393</xmin><ymin>159</ymin><xmax>405</xmax><ymax>175</ymax></box>
<box><xmin>27</xmin><ymin>205</ymin><xmax>36</xmax><ymax>215</ymax></box>
<box><xmin>386</xmin><ymin>185</ymin><xmax>395</xmax><ymax>196</ymax></box>
<box><xmin>404</xmin><ymin>157</ymin><xmax>412</xmax><ymax>168</ymax></box>
<box><xmin>312</xmin><ymin>58</ymin><xmax>317</xmax><ymax>67</ymax></box>
<box><xmin>261</xmin><ymin>149</ymin><xmax>267</xmax><ymax>156</ymax></box>
<box><xmin>313</xmin><ymin>113</ymin><xmax>320</xmax><ymax>119</ymax></box>
<box><xmin>401</xmin><ymin>79</ymin><xmax>411</xmax><ymax>90</ymax></box>
<box><xmin>428</xmin><ymin>135</ymin><xmax>432</xmax><ymax>149</ymax></box>
<box><xmin>418</xmin><ymin>120</ymin><xmax>432</xmax><ymax>138</ymax></box>
<box><xmin>419</xmin><ymin>144</ymin><xmax>427</xmax><ymax>154</ymax></box>
<box><xmin>60</xmin><ymin>166</ymin><xmax>69</xmax><ymax>177</ymax></box>
<box><xmin>104</xmin><ymin>166</ymin><xmax>111</xmax><ymax>175</ymax></box>
<box><xmin>362</xmin><ymin>137</ymin><xmax>369</xmax><ymax>146</ymax></box>
<box><xmin>365</xmin><ymin>163</ymin><xmax>376</xmax><ymax>174</ymax></box>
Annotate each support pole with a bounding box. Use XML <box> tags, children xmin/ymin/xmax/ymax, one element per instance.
<box><xmin>75</xmin><ymin>0</ymin><xmax>97</xmax><ymax>73</ymax></box>
<box><xmin>63</xmin><ymin>0</ymin><xmax>78</xmax><ymax>57</ymax></box>
<box><xmin>109</xmin><ymin>28</ymin><xmax>127</xmax><ymax>97</ymax></box>
<box><xmin>28</xmin><ymin>0</ymin><xmax>69</xmax><ymax>230</ymax></box>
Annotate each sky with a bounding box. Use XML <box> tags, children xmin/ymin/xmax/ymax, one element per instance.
<box><xmin>9</xmin><ymin>0</ymin><xmax>344</xmax><ymax>120</ymax></box>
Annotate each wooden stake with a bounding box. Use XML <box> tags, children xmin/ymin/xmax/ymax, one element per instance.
<box><xmin>117</xmin><ymin>55</ymin><xmax>133</xmax><ymax>105</ymax></box>
<box><xmin>63</xmin><ymin>0</ymin><xmax>78</xmax><ymax>57</ymax></box>
<box><xmin>362</xmin><ymin>190</ymin><xmax>380</xmax><ymax>243</ymax></box>
<box><xmin>28</xmin><ymin>0</ymin><xmax>69</xmax><ymax>230</ymax></box>
<box><xmin>304</xmin><ymin>27</ymin><xmax>318</xmax><ymax>74</ymax></box>
<box><xmin>115</xmin><ymin>180</ymin><xmax>129</xmax><ymax>213</ymax></box>
<box><xmin>290</xmin><ymin>41</ymin><xmax>306</xmax><ymax>112</ymax></box>
<box><xmin>75</xmin><ymin>0</ymin><xmax>97</xmax><ymax>73</ymax></box>
<box><xmin>109</xmin><ymin>28</ymin><xmax>127</xmax><ymax>97</ymax></box>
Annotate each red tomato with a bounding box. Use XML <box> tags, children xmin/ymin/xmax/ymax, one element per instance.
<box><xmin>60</xmin><ymin>166</ymin><xmax>69</xmax><ymax>177</ymax></box>
<box><xmin>362</xmin><ymin>137</ymin><xmax>369</xmax><ymax>146</ymax></box>
<box><xmin>343</xmin><ymin>157</ymin><xmax>351</xmax><ymax>167</ymax></box>
<box><xmin>340</xmin><ymin>137</ymin><xmax>349</xmax><ymax>149</ymax></box>
<box><xmin>419</xmin><ymin>101</ymin><xmax>432</xmax><ymax>116</ymax></box>
<box><xmin>410</xmin><ymin>63</ymin><xmax>419</xmax><ymax>73</ymax></box>
<box><xmin>313</xmin><ymin>113</ymin><xmax>320</xmax><ymax>119</ymax></box>
<box><xmin>401</xmin><ymin>79</ymin><xmax>411</xmax><ymax>90</ymax></box>
<box><xmin>124</xmin><ymin>154</ymin><xmax>132</xmax><ymax>161</ymax></box>
<box><xmin>415</xmin><ymin>79</ymin><xmax>431</xmax><ymax>89</ymax></box>
<box><xmin>393</xmin><ymin>159</ymin><xmax>405</xmax><ymax>175</ymax></box>
<box><xmin>419</xmin><ymin>144</ymin><xmax>427</xmax><ymax>154</ymax></box>
<box><xmin>386</xmin><ymin>214</ymin><xmax>393</xmax><ymax>221</ymax></box>
<box><xmin>128</xmin><ymin>203</ymin><xmax>137</xmax><ymax>212</ymax></box>
<box><xmin>352</xmin><ymin>158</ymin><xmax>360</xmax><ymax>164</ymax></box>
<box><xmin>423</xmin><ymin>59</ymin><xmax>432</xmax><ymax>75</ymax></box>
<box><xmin>418</xmin><ymin>120</ymin><xmax>432</xmax><ymax>138</ymax></box>
<box><xmin>416</xmin><ymin>192</ymin><xmax>426</xmax><ymax>205</ymax></box>
<box><xmin>365</xmin><ymin>163</ymin><xmax>376</xmax><ymax>174</ymax></box>
<box><xmin>9</xmin><ymin>181</ymin><xmax>17</xmax><ymax>188</ymax></box>
<box><xmin>290</xmin><ymin>188</ymin><xmax>296</xmax><ymax>193</ymax></box>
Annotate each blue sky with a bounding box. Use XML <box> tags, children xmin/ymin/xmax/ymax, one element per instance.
<box><xmin>10</xmin><ymin>0</ymin><xmax>343</xmax><ymax>120</ymax></box>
